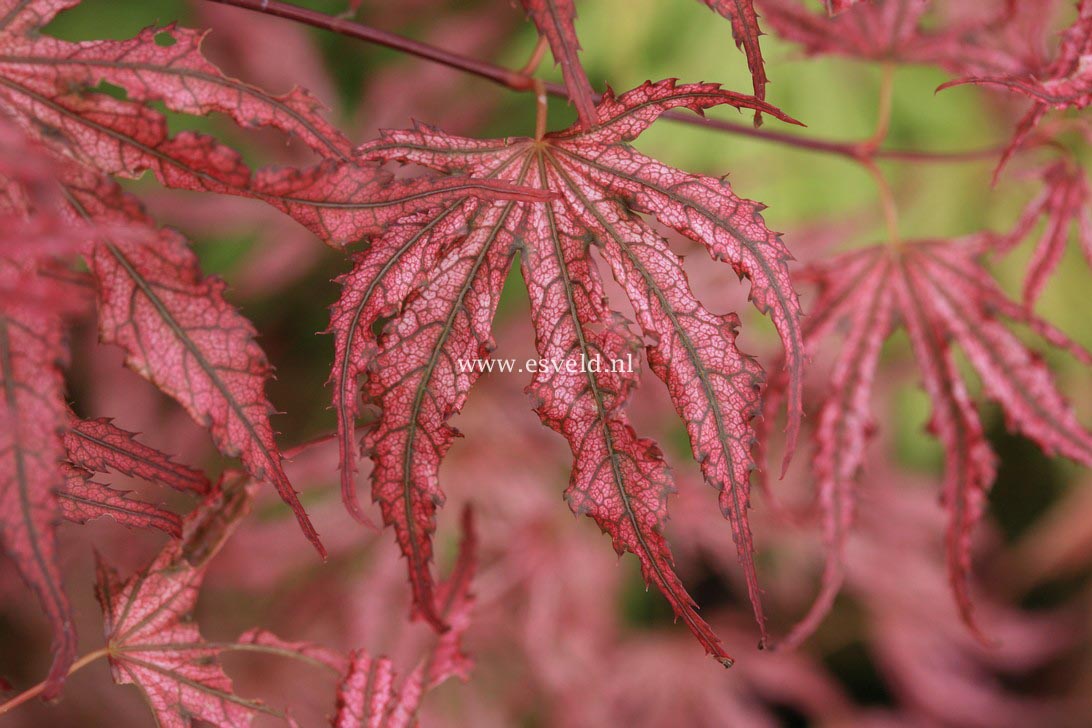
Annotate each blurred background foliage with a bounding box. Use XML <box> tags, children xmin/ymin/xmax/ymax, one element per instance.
<box><xmin>26</xmin><ymin>0</ymin><xmax>1092</xmax><ymax>722</ymax></box>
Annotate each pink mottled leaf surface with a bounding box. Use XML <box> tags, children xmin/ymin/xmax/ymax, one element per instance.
<box><xmin>64</xmin><ymin>416</ymin><xmax>210</xmax><ymax>495</ymax></box>
<box><xmin>95</xmin><ymin>479</ymin><xmax>272</xmax><ymax>728</ymax></box>
<box><xmin>353</xmin><ymin>80</ymin><xmax>801</xmax><ymax>660</ymax></box>
<box><xmin>0</xmin><ymin>268</ymin><xmax>75</xmax><ymax>698</ymax></box>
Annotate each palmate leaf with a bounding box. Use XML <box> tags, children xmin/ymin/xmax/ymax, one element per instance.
<box><xmin>57</xmin><ymin>164</ymin><xmax>332</xmax><ymax>556</ymax></box>
<box><xmin>94</xmin><ymin>478</ymin><xmax>276</xmax><ymax>728</ymax></box>
<box><xmin>347</xmin><ymin>80</ymin><xmax>802</xmax><ymax>662</ymax></box>
<box><xmin>938</xmin><ymin>0</ymin><xmax>1090</xmax><ymax>171</ymax></box>
<box><xmin>758</xmin><ymin>0</ymin><xmax>936</xmax><ymax>61</ymax></box>
<box><xmin>996</xmin><ymin>161</ymin><xmax>1091</xmax><ymax>305</ymax></box>
<box><xmin>0</xmin><ymin>0</ymin><xmax>547</xmax><ymax>557</ymax></box>
<box><xmin>771</xmin><ymin>237</ymin><xmax>1092</xmax><ymax>649</ymax></box>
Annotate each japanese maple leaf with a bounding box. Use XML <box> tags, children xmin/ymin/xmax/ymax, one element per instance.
<box><xmin>335</xmin><ymin>507</ymin><xmax>477</xmax><ymax>728</ymax></box>
<box><xmin>0</xmin><ymin>259</ymin><xmax>75</xmax><ymax>699</ymax></box>
<box><xmin>57</xmin><ymin>462</ymin><xmax>182</xmax><ymax>538</ymax></box>
<box><xmin>758</xmin><ymin>0</ymin><xmax>936</xmax><ymax>62</ymax></box>
<box><xmin>349</xmin><ymin>80</ymin><xmax>802</xmax><ymax>663</ymax></box>
<box><xmin>940</xmin><ymin>0</ymin><xmax>1091</xmax><ymax>171</ymax></box>
<box><xmin>996</xmin><ymin>161</ymin><xmax>1091</xmax><ymax>305</ymax></box>
<box><xmin>55</xmin><ymin>164</ymin><xmax>334</xmax><ymax>556</ymax></box>
<box><xmin>0</xmin><ymin>0</ymin><xmax>547</xmax><ymax>556</ymax></box>
<box><xmin>758</xmin><ymin>0</ymin><xmax>1029</xmax><ymax>73</ymax></box>
<box><xmin>59</xmin><ymin>415</ymin><xmax>208</xmax><ymax>538</ymax></box>
<box><xmin>700</xmin><ymin>1</ymin><xmax>770</xmax><ymax>123</ymax></box>
<box><xmin>64</xmin><ymin>416</ymin><xmax>210</xmax><ymax>495</ymax></box>
<box><xmin>0</xmin><ymin>1</ymin><xmax>543</xmax><ymax>246</ymax></box>
<box><xmin>94</xmin><ymin>478</ymin><xmax>278</xmax><ymax>728</ymax></box>
<box><xmin>768</xmin><ymin>237</ymin><xmax>1092</xmax><ymax>648</ymax></box>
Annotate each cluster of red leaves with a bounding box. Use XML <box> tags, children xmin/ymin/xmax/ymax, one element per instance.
<box><xmin>0</xmin><ymin>0</ymin><xmax>1091</xmax><ymax>724</ymax></box>
<box><xmin>0</xmin><ymin>0</ymin><xmax>537</xmax><ymax>701</ymax></box>
<box><xmin>92</xmin><ymin>477</ymin><xmax>477</xmax><ymax>727</ymax></box>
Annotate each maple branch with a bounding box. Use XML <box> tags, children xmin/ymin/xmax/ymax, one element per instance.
<box><xmin>202</xmin><ymin>0</ymin><xmax>534</xmax><ymax>91</ymax></box>
<box><xmin>201</xmin><ymin>0</ymin><xmax>998</xmax><ymax>164</ymax></box>
<box><xmin>0</xmin><ymin>647</ymin><xmax>109</xmax><ymax>717</ymax></box>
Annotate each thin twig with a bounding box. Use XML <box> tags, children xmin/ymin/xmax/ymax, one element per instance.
<box><xmin>201</xmin><ymin>0</ymin><xmax>999</xmax><ymax>163</ymax></box>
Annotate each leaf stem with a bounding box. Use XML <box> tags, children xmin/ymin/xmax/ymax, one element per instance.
<box><xmin>200</xmin><ymin>0</ymin><xmax>998</xmax><ymax>164</ymax></box>
<box><xmin>863</xmin><ymin>159</ymin><xmax>901</xmax><ymax>247</ymax></box>
<box><xmin>0</xmin><ymin>647</ymin><xmax>109</xmax><ymax>717</ymax></box>
<box><xmin>863</xmin><ymin>63</ymin><xmax>896</xmax><ymax>152</ymax></box>
<box><xmin>533</xmin><ymin>78</ymin><xmax>548</xmax><ymax>141</ymax></box>
<box><xmin>519</xmin><ymin>36</ymin><xmax>549</xmax><ymax>76</ymax></box>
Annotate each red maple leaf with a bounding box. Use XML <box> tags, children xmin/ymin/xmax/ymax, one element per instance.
<box><xmin>758</xmin><ymin>0</ymin><xmax>939</xmax><ymax>62</ymax></box>
<box><xmin>768</xmin><ymin>237</ymin><xmax>1092</xmax><ymax>648</ymax></box>
<box><xmin>996</xmin><ymin>161</ymin><xmax>1091</xmax><ymax>305</ymax></box>
<box><xmin>64</xmin><ymin>416</ymin><xmax>210</xmax><ymax>495</ymax></box>
<box><xmin>348</xmin><ymin>80</ymin><xmax>801</xmax><ymax>662</ymax></box>
<box><xmin>940</xmin><ymin>0</ymin><xmax>1091</xmax><ymax>170</ymax></box>
<box><xmin>825</xmin><ymin>0</ymin><xmax>868</xmax><ymax>13</ymax></box>
<box><xmin>757</xmin><ymin>0</ymin><xmax>1035</xmax><ymax>73</ymax></box>
<box><xmin>95</xmin><ymin>478</ymin><xmax>277</xmax><ymax>727</ymax></box>
<box><xmin>0</xmin><ymin>0</ymin><xmax>548</xmax><ymax>557</ymax></box>
<box><xmin>334</xmin><ymin>507</ymin><xmax>477</xmax><ymax>728</ymax></box>
<box><xmin>0</xmin><ymin>258</ymin><xmax>75</xmax><ymax>699</ymax></box>
<box><xmin>700</xmin><ymin>0</ymin><xmax>770</xmax><ymax>123</ymax></box>
<box><xmin>57</xmin><ymin>463</ymin><xmax>182</xmax><ymax>538</ymax></box>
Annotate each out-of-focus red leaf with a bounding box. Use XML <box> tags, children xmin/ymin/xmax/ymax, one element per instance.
<box><xmin>334</xmin><ymin>507</ymin><xmax>476</xmax><ymax>728</ymax></box>
<box><xmin>769</xmin><ymin>237</ymin><xmax>1092</xmax><ymax>648</ymax></box>
<box><xmin>826</xmin><ymin>0</ymin><xmax>867</xmax><ymax>13</ymax></box>
<box><xmin>938</xmin><ymin>0</ymin><xmax>1090</xmax><ymax>172</ymax></box>
<box><xmin>0</xmin><ymin>261</ymin><xmax>75</xmax><ymax>699</ymax></box>
<box><xmin>995</xmin><ymin>161</ymin><xmax>1091</xmax><ymax>304</ymax></box>
<box><xmin>355</xmin><ymin>80</ymin><xmax>800</xmax><ymax>660</ymax></box>
<box><xmin>235</xmin><ymin>628</ymin><xmax>348</xmax><ymax>673</ymax></box>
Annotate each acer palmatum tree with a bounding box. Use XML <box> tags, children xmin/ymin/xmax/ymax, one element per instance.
<box><xmin>0</xmin><ymin>0</ymin><xmax>1090</xmax><ymax>725</ymax></box>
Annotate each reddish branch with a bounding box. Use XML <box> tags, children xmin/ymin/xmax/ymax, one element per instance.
<box><xmin>202</xmin><ymin>0</ymin><xmax>998</xmax><ymax>163</ymax></box>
